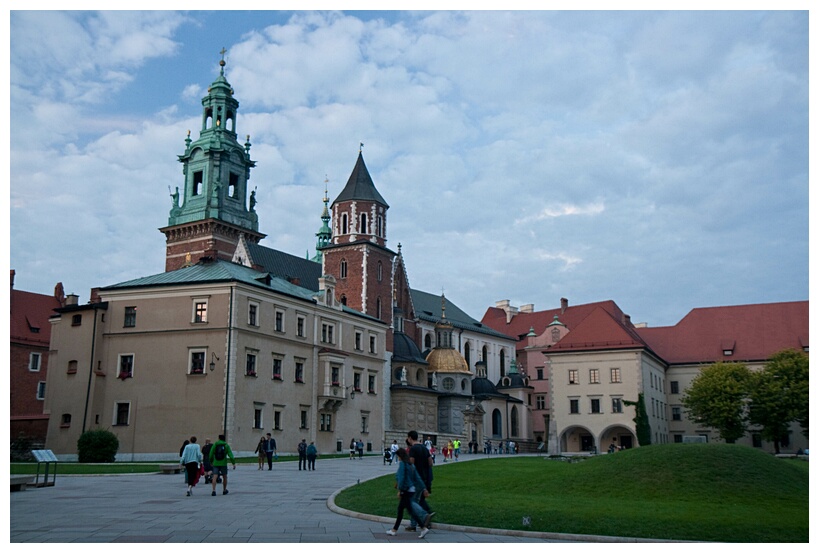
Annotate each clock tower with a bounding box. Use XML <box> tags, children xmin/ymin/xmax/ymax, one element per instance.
<box><xmin>160</xmin><ymin>51</ymin><xmax>265</xmax><ymax>271</ymax></box>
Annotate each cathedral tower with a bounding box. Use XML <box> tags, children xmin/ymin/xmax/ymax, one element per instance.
<box><xmin>160</xmin><ymin>51</ymin><xmax>265</xmax><ymax>271</ymax></box>
<box><xmin>321</xmin><ymin>150</ymin><xmax>395</xmax><ymax>327</ymax></box>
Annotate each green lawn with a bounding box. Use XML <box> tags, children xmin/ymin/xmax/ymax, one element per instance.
<box><xmin>335</xmin><ymin>444</ymin><xmax>808</xmax><ymax>542</ymax></box>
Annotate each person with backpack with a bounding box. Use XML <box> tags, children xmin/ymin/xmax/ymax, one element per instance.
<box><xmin>208</xmin><ymin>434</ymin><xmax>236</xmax><ymax>496</ymax></box>
<box><xmin>306</xmin><ymin>441</ymin><xmax>318</xmax><ymax>471</ymax></box>
<box><xmin>297</xmin><ymin>439</ymin><xmax>308</xmax><ymax>470</ymax></box>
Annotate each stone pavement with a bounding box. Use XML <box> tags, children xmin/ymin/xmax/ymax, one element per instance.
<box><xmin>10</xmin><ymin>453</ymin><xmax>620</xmax><ymax>543</ymax></box>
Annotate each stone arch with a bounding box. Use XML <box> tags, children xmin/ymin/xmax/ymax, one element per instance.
<box><xmin>559</xmin><ymin>424</ymin><xmax>597</xmax><ymax>454</ymax></box>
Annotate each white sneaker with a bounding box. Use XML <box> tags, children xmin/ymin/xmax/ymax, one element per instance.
<box><xmin>419</xmin><ymin>527</ymin><xmax>429</xmax><ymax>539</ymax></box>
<box><xmin>386</xmin><ymin>529</ymin><xmax>397</xmax><ymax>536</ymax></box>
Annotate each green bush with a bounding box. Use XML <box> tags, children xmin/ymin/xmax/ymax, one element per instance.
<box><xmin>77</xmin><ymin>429</ymin><xmax>119</xmax><ymax>463</ymax></box>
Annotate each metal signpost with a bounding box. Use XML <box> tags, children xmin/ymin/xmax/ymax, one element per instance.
<box><xmin>31</xmin><ymin>449</ymin><xmax>59</xmax><ymax>487</ymax></box>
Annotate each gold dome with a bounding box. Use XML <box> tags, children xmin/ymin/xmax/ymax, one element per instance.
<box><xmin>426</xmin><ymin>347</ymin><xmax>470</xmax><ymax>374</ymax></box>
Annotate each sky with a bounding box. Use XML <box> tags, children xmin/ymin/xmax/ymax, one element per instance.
<box><xmin>7</xmin><ymin>5</ymin><xmax>811</xmax><ymax>329</ymax></box>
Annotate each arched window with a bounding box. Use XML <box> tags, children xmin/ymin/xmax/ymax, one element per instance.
<box><xmin>424</xmin><ymin>334</ymin><xmax>432</xmax><ymax>349</ymax></box>
<box><xmin>376</xmin><ymin>297</ymin><xmax>382</xmax><ymax>319</ymax></box>
<box><xmin>342</xmin><ymin>213</ymin><xmax>348</xmax><ymax>234</ymax></box>
<box><xmin>340</xmin><ymin>295</ymin><xmax>347</xmax><ymax>306</ymax></box>
<box><xmin>500</xmin><ymin>350</ymin><xmax>506</xmax><ymax>377</ymax></box>
<box><xmin>511</xmin><ymin>406</ymin><xmax>519</xmax><ymax>437</ymax></box>
<box><xmin>492</xmin><ymin>409</ymin><xmax>502</xmax><ymax>437</ymax></box>
<box><xmin>360</xmin><ymin>213</ymin><xmax>368</xmax><ymax>233</ymax></box>
<box><xmin>482</xmin><ymin>345</ymin><xmax>488</xmax><ymax>365</ymax></box>
<box><xmin>464</xmin><ymin>342</ymin><xmax>471</xmax><ymax>369</ymax></box>
<box><xmin>377</xmin><ymin>261</ymin><xmax>383</xmax><ymax>282</ymax></box>
<box><xmin>340</xmin><ymin>259</ymin><xmax>348</xmax><ymax>279</ymax></box>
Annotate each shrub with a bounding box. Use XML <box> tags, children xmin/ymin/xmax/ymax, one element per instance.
<box><xmin>11</xmin><ymin>433</ymin><xmax>34</xmax><ymax>462</ymax></box>
<box><xmin>77</xmin><ymin>429</ymin><xmax>119</xmax><ymax>463</ymax></box>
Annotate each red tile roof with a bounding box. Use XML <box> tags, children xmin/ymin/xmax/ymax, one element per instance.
<box><xmin>480</xmin><ymin>300</ymin><xmax>628</xmax><ymax>340</ymax></box>
<box><xmin>637</xmin><ymin>301</ymin><xmax>808</xmax><ymax>365</ymax></box>
<box><xmin>547</xmin><ymin>306</ymin><xmax>649</xmax><ymax>352</ymax></box>
<box><xmin>10</xmin><ymin>288</ymin><xmax>62</xmax><ymax>348</ymax></box>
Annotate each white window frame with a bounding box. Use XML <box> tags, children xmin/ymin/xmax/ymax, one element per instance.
<box><xmin>253</xmin><ymin>402</ymin><xmax>264</xmax><ymax>430</ymax></box>
<box><xmin>274</xmin><ymin>309</ymin><xmax>285</xmax><ymax>333</ymax></box>
<box><xmin>118</xmin><ymin>353</ymin><xmax>135</xmax><ymax>379</ymax></box>
<box><xmin>113</xmin><ymin>401</ymin><xmax>131</xmax><ymax>426</ymax></box>
<box><xmin>29</xmin><ymin>352</ymin><xmax>42</xmax><ymax>372</ymax></box>
<box><xmin>36</xmin><ymin>381</ymin><xmax>46</xmax><ymax>400</ymax></box>
<box><xmin>248</xmin><ymin>301</ymin><xmax>260</xmax><ymax>327</ymax></box>
<box><xmin>189</xmin><ymin>348</ymin><xmax>207</xmax><ymax>375</ymax></box>
<box><xmin>192</xmin><ymin>297</ymin><xmax>209</xmax><ymax>323</ymax></box>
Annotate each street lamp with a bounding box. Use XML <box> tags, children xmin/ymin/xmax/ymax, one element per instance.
<box><xmin>209</xmin><ymin>352</ymin><xmax>220</xmax><ymax>372</ymax></box>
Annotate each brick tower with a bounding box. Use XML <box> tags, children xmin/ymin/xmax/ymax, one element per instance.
<box><xmin>160</xmin><ymin>51</ymin><xmax>265</xmax><ymax>271</ymax></box>
<box><xmin>320</xmin><ymin>150</ymin><xmax>395</xmax><ymax>327</ymax></box>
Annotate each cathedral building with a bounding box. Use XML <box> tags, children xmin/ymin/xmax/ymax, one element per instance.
<box><xmin>42</xmin><ymin>59</ymin><xmax>521</xmax><ymax>460</ymax></box>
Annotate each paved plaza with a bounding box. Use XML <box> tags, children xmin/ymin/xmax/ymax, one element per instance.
<box><xmin>10</xmin><ymin>453</ymin><xmax>624</xmax><ymax>543</ymax></box>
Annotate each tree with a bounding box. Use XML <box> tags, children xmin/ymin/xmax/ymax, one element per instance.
<box><xmin>77</xmin><ymin>429</ymin><xmax>119</xmax><ymax>463</ymax></box>
<box><xmin>682</xmin><ymin>362</ymin><xmax>752</xmax><ymax>443</ymax></box>
<box><xmin>623</xmin><ymin>393</ymin><xmax>651</xmax><ymax>446</ymax></box>
<box><xmin>748</xmin><ymin>349</ymin><xmax>809</xmax><ymax>453</ymax></box>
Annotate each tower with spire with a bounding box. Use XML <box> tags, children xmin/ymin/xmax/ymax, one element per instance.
<box><xmin>320</xmin><ymin>148</ymin><xmax>395</xmax><ymax>327</ymax></box>
<box><xmin>311</xmin><ymin>178</ymin><xmax>332</xmax><ymax>263</ymax></box>
<box><xmin>160</xmin><ymin>49</ymin><xmax>265</xmax><ymax>271</ymax></box>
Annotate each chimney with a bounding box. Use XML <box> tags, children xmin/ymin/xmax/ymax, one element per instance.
<box><xmin>624</xmin><ymin>314</ymin><xmax>631</xmax><ymax>326</ymax></box>
<box><xmin>10</xmin><ymin>269</ymin><xmax>15</xmax><ymax>289</ymax></box>
<box><xmin>520</xmin><ymin>304</ymin><xmax>534</xmax><ymax>313</ymax></box>
<box><xmin>495</xmin><ymin>300</ymin><xmax>518</xmax><ymax>323</ymax></box>
<box><xmin>89</xmin><ymin>287</ymin><xmax>101</xmax><ymax>304</ymax></box>
<box><xmin>65</xmin><ymin>294</ymin><xmax>79</xmax><ymax>306</ymax></box>
<box><xmin>560</xmin><ymin>297</ymin><xmax>568</xmax><ymax>313</ymax></box>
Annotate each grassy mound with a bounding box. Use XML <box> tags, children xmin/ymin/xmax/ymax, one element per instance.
<box><xmin>335</xmin><ymin>443</ymin><xmax>808</xmax><ymax>542</ymax></box>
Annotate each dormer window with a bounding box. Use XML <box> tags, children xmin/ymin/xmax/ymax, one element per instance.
<box><xmin>721</xmin><ymin>340</ymin><xmax>735</xmax><ymax>356</ymax></box>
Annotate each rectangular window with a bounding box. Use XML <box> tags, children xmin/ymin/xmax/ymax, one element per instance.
<box><xmin>189</xmin><ymin>350</ymin><xmax>206</xmax><ymax>374</ymax></box>
<box><xmin>124</xmin><ymin>306</ymin><xmax>137</xmax><ymax>328</ymax></box>
<box><xmin>273</xmin><ymin>410</ymin><xmax>282</xmax><ymax>431</ymax></box>
<box><xmin>36</xmin><ymin>381</ymin><xmax>46</xmax><ymax>400</ymax></box>
<box><xmin>569</xmin><ymin>399</ymin><xmax>579</xmax><ymax>414</ymax></box>
<box><xmin>192</xmin><ymin>171</ymin><xmax>203</xmax><ymax>195</ymax></box>
<box><xmin>246</xmin><ymin>353</ymin><xmax>257</xmax><ymax>377</ymax></box>
<box><xmin>590</xmin><ymin>398</ymin><xmax>601</xmax><ymax>414</ymax></box>
<box><xmin>612</xmin><ymin>397</ymin><xmax>623</xmax><ymax>413</ymax></box>
<box><xmin>248</xmin><ymin>302</ymin><xmax>258</xmax><ymax>326</ymax></box>
<box><xmin>254</xmin><ymin>404</ymin><xmax>263</xmax><ymax>429</ymax></box>
<box><xmin>536</xmin><ymin>395</ymin><xmax>546</xmax><ymax>410</ymax></box>
<box><xmin>320</xmin><ymin>413</ymin><xmax>333</xmax><ymax>432</ymax></box>
<box><xmin>568</xmin><ymin>369</ymin><xmax>578</xmax><ymax>384</ymax></box>
<box><xmin>368</xmin><ymin>374</ymin><xmax>376</xmax><ymax>394</ymax></box>
<box><xmin>72</xmin><ymin>314</ymin><xmax>82</xmax><ymax>326</ymax></box>
<box><xmin>321</xmin><ymin>323</ymin><xmax>335</xmax><ymax>344</ymax></box>
<box><xmin>193</xmin><ymin>301</ymin><xmax>208</xmax><ymax>323</ymax></box>
<box><xmin>115</xmin><ymin>402</ymin><xmax>130</xmax><ymax>426</ymax></box>
<box><xmin>674</xmin><ymin>434</ymin><xmax>683</xmax><ymax>443</ymax></box>
<box><xmin>610</xmin><ymin>368</ymin><xmax>621</xmax><ymax>383</ymax></box>
<box><xmin>369</xmin><ymin>335</ymin><xmax>377</xmax><ymax>354</ymax></box>
<box><xmin>589</xmin><ymin>369</ymin><xmax>600</xmax><ymax>384</ymax></box>
<box><xmin>297</xmin><ymin>316</ymin><xmax>305</xmax><ymax>337</ymax></box>
<box><xmin>29</xmin><ymin>352</ymin><xmax>42</xmax><ymax>372</ymax></box>
<box><xmin>275</xmin><ymin>310</ymin><xmax>284</xmax><ymax>332</ymax></box>
<box><xmin>119</xmin><ymin>354</ymin><xmax>134</xmax><ymax>379</ymax></box>
<box><xmin>294</xmin><ymin>359</ymin><xmax>305</xmax><ymax>383</ymax></box>
<box><xmin>272</xmin><ymin>357</ymin><xmax>282</xmax><ymax>380</ymax></box>
<box><xmin>672</xmin><ymin>406</ymin><xmax>682</xmax><ymax>421</ymax></box>
<box><xmin>361</xmin><ymin>414</ymin><xmax>369</xmax><ymax>434</ymax></box>
<box><xmin>536</xmin><ymin>368</ymin><xmax>544</xmax><ymax>380</ymax></box>
<box><xmin>300</xmin><ymin>409</ymin><xmax>308</xmax><ymax>429</ymax></box>
<box><xmin>355</xmin><ymin>331</ymin><xmax>362</xmax><ymax>351</ymax></box>
<box><xmin>67</xmin><ymin>360</ymin><xmax>78</xmax><ymax>374</ymax></box>
<box><xmin>670</xmin><ymin>381</ymin><xmax>679</xmax><ymax>394</ymax></box>
<box><xmin>331</xmin><ymin>366</ymin><xmax>340</xmax><ymax>386</ymax></box>
<box><xmin>353</xmin><ymin>372</ymin><xmax>362</xmax><ymax>392</ymax></box>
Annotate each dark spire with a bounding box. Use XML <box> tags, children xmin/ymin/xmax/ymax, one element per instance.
<box><xmin>332</xmin><ymin>151</ymin><xmax>388</xmax><ymax>207</ymax></box>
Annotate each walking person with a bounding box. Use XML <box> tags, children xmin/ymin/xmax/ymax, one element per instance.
<box><xmin>357</xmin><ymin>438</ymin><xmax>364</xmax><ymax>459</ymax></box>
<box><xmin>406</xmin><ymin>430</ymin><xmax>435</xmax><ymax>532</ymax></box>
<box><xmin>386</xmin><ymin>448</ymin><xmax>431</xmax><ymax>539</ymax></box>
<box><xmin>180</xmin><ymin>436</ymin><xmax>203</xmax><ymax>496</ymax></box>
<box><xmin>453</xmin><ymin>438</ymin><xmax>461</xmax><ymax>460</ymax></box>
<box><xmin>297</xmin><ymin>438</ymin><xmax>308</xmax><ymax>470</ymax></box>
<box><xmin>254</xmin><ymin>436</ymin><xmax>266</xmax><ymax>470</ymax></box>
<box><xmin>349</xmin><ymin>438</ymin><xmax>356</xmax><ymax>460</ymax></box>
<box><xmin>208</xmin><ymin>434</ymin><xmax>236</xmax><ymax>496</ymax></box>
<box><xmin>264</xmin><ymin>433</ymin><xmax>277</xmax><ymax>470</ymax></box>
<box><xmin>201</xmin><ymin>438</ymin><xmax>214</xmax><ymax>484</ymax></box>
<box><xmin>306</xmin><ymin>441</ymin><xmax>317</xmax><ymax>470</ymax></box>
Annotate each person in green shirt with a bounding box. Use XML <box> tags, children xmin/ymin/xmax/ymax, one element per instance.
<box><xmin>208</xmin><ymin>434</ymin><xmax>236</xmax><ymax>496</ymax></box>
<box><xmin>306</xmin><ymin>441</ymin><xmax>318</xmax><ymax>471</ymax></box>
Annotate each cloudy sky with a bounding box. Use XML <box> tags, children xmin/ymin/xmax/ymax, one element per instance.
<box><xmin>8</xmin><ymin>7</ymin><xmax>810</xmax><ymax>328</ymax></box>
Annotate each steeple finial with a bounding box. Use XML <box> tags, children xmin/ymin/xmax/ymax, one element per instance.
<box><xmin>359</xmin><ymin>142</ymin><xmax>364</xmax><ymax>152</ymax></box>
<box><xmin>219</xmin><ymin>47</ymin><xmax>227</xmax><ymax>75</ymax></box>
<box><xmin>441</xmin><ymin>291</ymin><xmax>447</xmax><ymax>320</ymax></box>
